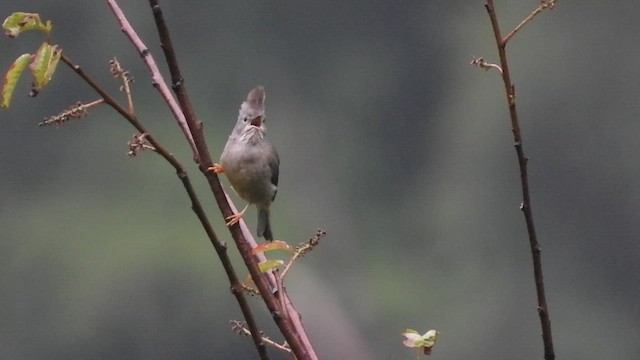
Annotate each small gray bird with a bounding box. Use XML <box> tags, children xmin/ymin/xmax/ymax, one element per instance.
<box><xmin>211</xmin><ymin>86</ymin><xmax>279</xmax><ymax>241</ymax></box>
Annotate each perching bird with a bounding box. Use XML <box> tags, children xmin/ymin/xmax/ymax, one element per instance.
<box><xmin>210</xmin><ymin>86</ymin><xmax>279</xmax><ymax>241</ymax></box>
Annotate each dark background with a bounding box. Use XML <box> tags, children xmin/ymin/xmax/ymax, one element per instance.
<box><xmin>1</xmin><ymin>1</ymin><xmax>639</xmax><ymax>359</ymax></box>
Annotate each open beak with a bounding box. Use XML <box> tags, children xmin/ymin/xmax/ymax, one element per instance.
<box><xmin>250</xmin><ymin>116</ymin><xmax>262</xmax><ymax>127</ymax></box>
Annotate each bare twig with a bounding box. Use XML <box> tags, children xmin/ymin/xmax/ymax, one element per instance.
<box><xmin>503</xmin><ymin>0</ymin><xmax>557</xmax><ymax>44</ymax></box>
<box><xmin>274</xmin><ymin>228</ymin><xmax>326</xmax><ymax>350</ymax></box>
<box><xmin>280</xmin><ymin>229</ymin><xmax>326</xmax><ymax>281</ymax></box>
<box><xmin>482</xmin><ymin>1</ymin><xmax>555</xmax><ymax>359</ymax></box>
<box><xmin>39</xmin><ymin>98</ymin><xmax>104</xmax><ymax>127</ymax></box>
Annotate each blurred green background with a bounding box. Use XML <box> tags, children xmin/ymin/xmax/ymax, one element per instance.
<box><xmin>2</xmin><ymin>1</ymin><xmax>639</xmax><ymax>359</ymax></box>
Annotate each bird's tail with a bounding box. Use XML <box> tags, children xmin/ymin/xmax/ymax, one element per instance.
<box><xmin>257</xmin><ymin>207</ymin><xmax>273</xmax><ymax>241</ymax></box>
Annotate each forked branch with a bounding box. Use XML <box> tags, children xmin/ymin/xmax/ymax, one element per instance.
<box><xmin>109</xmin><ymin>0</ymin><xmax>317</xmax><ymax>358</ymax></box>
<box><xmin>482</xmin><ymin>1</ymin><xmax>556</xmax><ymax>359</ymax></box>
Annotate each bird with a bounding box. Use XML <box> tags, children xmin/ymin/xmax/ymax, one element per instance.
<box><xmin>209</xmin><ymin>86</ymin><xmax>279</xmax><ymax>241</ymax></box>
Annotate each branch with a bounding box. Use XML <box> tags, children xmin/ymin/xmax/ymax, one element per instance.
<box><xmin>60</xmin><ymin>52</ymin><xmax>266</xmax><ymax>360</ymax></box>
<box><xmin>230</xmin><ymin>320</ymin><xmax>292</xmax><ymax>354</ymax></box>
<box><xmin>483</xmin><ymin>2</ymin><xmax>555</xmax><ymax>359</ymax></box>
<box><xmin>146</xmin><ymin>0</ymin><xmax>318</xmax><ymax>353</ymax></box>
<box><xmin>103</xmin><ymin>0</ymin><xmax>317</xmax><ymax>358</ymax></box>
<box><xmin>105</xmin><ymin>0</ymin><xmax>198</xmax><ymax>161</ymax></box>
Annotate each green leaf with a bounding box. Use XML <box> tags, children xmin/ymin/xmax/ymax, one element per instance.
<box><xmin>1</xmin><ymin>53</ymin><xmax>34</xmax><ymax>108</ymax></box>
<box><xmin>2</xmin><ymin>12</ymin><xmax>52</xmax><ymax>38</ymax></box>
<box><xmin>29</xmin><ymin>42</ymin><xmax>62</xmax><ymax>95</ymax></box>
<box><xmin>258</xmin><ymin>259</ymin><xmax>284</xmax><ymax>273</ymax></box>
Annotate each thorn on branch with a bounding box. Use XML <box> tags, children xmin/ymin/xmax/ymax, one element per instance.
<box><xmin>171</xmin><ymin>77</ymin><xmax>184</xmax><ymax>90</ymax></box>
<box><xmin>127</xmin><ymin>133</ymin><xmax>155</xmax><ymax>156</ymax></box>
<box><xmin>39</xmin><ymin>99</ymin><xmax>104</xmax><ymax>127</ymax></box>
<box><xmin>470</xmin><ymin>56</ymin><xmax>503</xmax><ymax>74</ymax></box>
<box><xmin>533</xmin><ymin>244</ymin><xmax>542</xmax><ymax>254</ymax></box>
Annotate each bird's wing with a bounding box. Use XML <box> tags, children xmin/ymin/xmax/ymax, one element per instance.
<box><xmin>269</xmin><ymin>146</ymin><xmax>280</xmax><ymax>201</ymax></box>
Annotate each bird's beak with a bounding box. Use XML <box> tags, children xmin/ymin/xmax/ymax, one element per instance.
<box><xmin>250</xmin><ymin>116</ymin><xmax>262</xmax><ymax>127</ymax></box>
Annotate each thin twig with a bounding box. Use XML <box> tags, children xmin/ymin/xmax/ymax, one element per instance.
<box><xmin>483</xmin><ymin>2</ymin><xmax>555</xmax><ymax>359</ymax></box>
<box><xmin>109</xmin><ymin>57</ymin><xmax>135</xmax><ymax>114</ymax></box>
<box><xmin>39</xmin><ymin>98</ymin><xmax>104</xmax><ymax>127</ymax></box>
<box><xmin>470</xmin><ymin>56</ymin><xmax>503</xmax><ymax>75</ymax></box>
<box><xmin>280</xmin><ymin>229</ymin><xmax>326</xmax><ymax>281</ymax></box>
<box><xmin>230</xmin><ymin>320</ymin><xmax>292</xmax><ymax>354</ymax></box>
<box><xmin>502</xmin><ymin>0</ymin><xmax>557</xmax><ymax>44</ymax></box>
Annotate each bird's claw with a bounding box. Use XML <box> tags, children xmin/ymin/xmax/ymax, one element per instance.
<box><xmin>225</xmin><ymin>212</ymin><xmax>244</xmax><ymax>226</ymax></box>
<box><xmin>207</xmin><ymin>163</ymin><xmax>224</xmax><ymax>174</ymax></box>
<box><xmin>225</xmin><ymin>204</ymin><xmax>249</xmax><ymax>227</ymax></box>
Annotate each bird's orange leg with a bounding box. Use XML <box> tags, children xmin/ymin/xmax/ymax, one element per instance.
<box><xmin>207</xmin><ymin>163</ymin><xmax>224</xmax><ymax>174</ymax></box>
<box><xmin>225</xmin><ymin>204</ymin><xmax>249</xmax><ymax>226</ymax></box>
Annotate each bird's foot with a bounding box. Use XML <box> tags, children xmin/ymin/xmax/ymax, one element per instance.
<box><xmin>225</xmin><ymin>204</ymin><xmax>249</xmax><ymax>226</ymax></box>
<box><xmin>207</xmin><ymin>163</ymin><xmax>224</xmax><ymax>174</ymax></box>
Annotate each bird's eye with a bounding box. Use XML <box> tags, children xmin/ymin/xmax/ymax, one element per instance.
<box><xmin>243</xmin><ymin>117</ymin><xmax>248</xmax><ymax>122</ymax></box>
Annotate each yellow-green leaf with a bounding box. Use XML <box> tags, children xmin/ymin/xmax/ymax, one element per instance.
<box><xmin>258</xmin><ymin>259</ymin><xmax>284</xmax><ymax>273</ymax></box>
<box><xmin>2</xmin><ymin>12</ymin><xmax>52</xmax><ymax>38</ymax></box>
<box><xmin>1</xmin><ymin>53</ymin><xmax>34</xmax><ymax>108</ymax></box>
<box><xmin>29</xmin><ymin>42</ymin><xmax>62</xmax><ymax>94</ymax></box>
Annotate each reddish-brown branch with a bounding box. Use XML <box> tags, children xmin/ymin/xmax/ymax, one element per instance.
<box><xmin>484</xmin><ymin>1</ymin><xmax>555</xmax><ymax>359</ymax></box>
<box><xmin>145</xmin><ymin>1</ymin><xmax>317</xmax><ymax>358</ymax></box>
<box><xmin>105</xmin><ymin>0</ymin><xmax>197</xmax><ymax>161</ymax></box>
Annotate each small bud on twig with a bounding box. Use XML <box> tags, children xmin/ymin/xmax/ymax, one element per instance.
<box><xmin>109</xmin><ymin>57</ymin><xmax>135</xmax><ymax>114</ymax></box>
<box><xmin>127</xmin><ymin>133</ymin><xmax>155</xmax><ymax>156</ymax></box>
<box><xmin>470</xmin><ymin>56</ymin><xmax>503</xmax><ymax>74</ymax></box>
